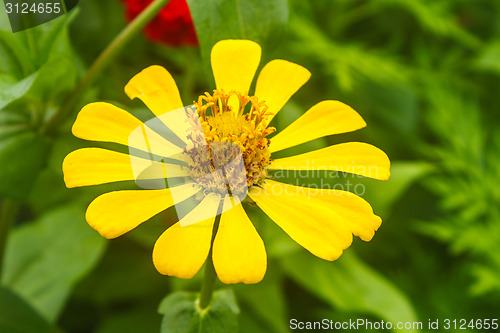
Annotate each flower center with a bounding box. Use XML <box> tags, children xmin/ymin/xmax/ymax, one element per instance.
<box><xmin>191</xmin><ymin>89</ymin><xmax>275</xmax><ymax>192</ymax></box>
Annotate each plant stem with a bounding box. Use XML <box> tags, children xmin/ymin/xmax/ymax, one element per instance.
<box><xmin>42</xmin><ymin>0</ymin><xmax>171</xmax><ymax>134</ymax></box>
<box><xmin>0</xmin><ymin>200</ymin><xmax>20</xmax><ymax>280</ymax></box>
<box><xmin>198</xmin><ymin>215</ymin><xmax>221</xmax><ymax>309</ymax></box>
<box><xmin>198</xmin><ymin>252</ymin><xmax>217</xmax><ymax>309</ymax></box>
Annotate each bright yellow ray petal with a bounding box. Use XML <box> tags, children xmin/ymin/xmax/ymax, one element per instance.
<box><xmin>153</xmin><ymin>198</ymin><xmax>218</xmax><ymax>278</ymax></box>
<box><xmin>213</xmin><ymin>197</ymin><xmax>267</xmax><ymax>284</ymax></box>
<box><xmin>269</xmin><ymin>142</ymin><xmax>391</xmax><ymax>180</ymax></box>
<box><xmin>248</xmin><ymin>181</ymin><xmax>353</xmax><ymax>261</ymax></box>
<box><xmin>211</xmin><ymin>39</ymin><xmax>261</xmax><ymax>94</ymax></box>
<box><xmin>127</xmin><ymin>123</ymin><xmax>183</xmax><ymax>159</ymax></box>
<box><xmin>270</xmin><ymin>100</ymin><xmax>366</xmax><ymax>153</ymax></box>
<box><xmin>63</xmin><ymin>148</ymin><xmax>186</xmax><ymax>188</ymax></box>
<box><xmin>312</xmin><ymin>189</ymin><xmax>382</xmax><ymax>242</ymax></box>
<box><xmin>255</xmin><ymin>59</ymin><xmax>311</xmax><ymax>122</ymax></box>
<box><xmin>125</xmin><ymin>65</ymin><xmax>183</xmax><ymax>116</ymax></box>
<box><xmin>72</xmin><ymin>102</ymin><xmax>143</xmax><ymax>146</ymax></box>
<box><xmin>179</xmin><ymin>193</ymin><xmax>222</xmax><ymax>227</ymax></box>
<box><xmin>73</xmin><ymin>103</ymin><xmax>182</xmax><ymax>158</ymax></box>
<box><xmin>262</xmin><ymin>181</ymin><xmax>380</xmax><ymax>241</ymax></box>
<box><xmin>130</xmin><ymin>156</ymin><xmax>190</xmax><ymax>186</ymax></box>
<box><xmin>86</xmin><ymin>183</ymin><xmax>200</xmax><ymax>239</ymax></box>
<box><xmin>63</xmin><ymin>148</ymin><xmax>135</xmax><ymax>188</ymax></box>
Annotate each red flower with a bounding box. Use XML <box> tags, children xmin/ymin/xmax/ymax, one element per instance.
<box><xmin>122</xmin><ymin>0</ymin><xmax>198</xmax><ymax>47</ymax></box>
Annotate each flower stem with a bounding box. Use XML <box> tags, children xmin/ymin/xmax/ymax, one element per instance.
<box><xmin>0</xmin><ymin>199</ymin><xmax>20</xmax><ymax>280</ymax></box>
<box><xmin>198</xmin><ymin>252</ymin><xmax>217</xmax><ymax>309</ymax></box>
<box><xmin>42</xmin><ymin>0</ymin><xmax>171</xmax><ymax>134</ymax></box>
<box><xmin>198</xmin><ymin>215</ymin><xmax>221</xmax><ymax>309</ymax></box>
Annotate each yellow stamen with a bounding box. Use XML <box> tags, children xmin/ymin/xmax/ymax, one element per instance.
<box><xmin>194</xmin><ymin>89</ymin><xmax>275</xmax><ymax>188</ymax></box>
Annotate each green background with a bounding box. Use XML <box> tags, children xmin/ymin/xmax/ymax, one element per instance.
<box><xmin>1</xmin><ymin>0</ymin><xmax>500</xmax><ymax>332</ymax></box>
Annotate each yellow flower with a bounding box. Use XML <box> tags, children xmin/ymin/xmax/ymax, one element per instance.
<box><xmin>62</xmin><ymin>40</ymin><xmax>390</xmax><ymax>284</ymax></box>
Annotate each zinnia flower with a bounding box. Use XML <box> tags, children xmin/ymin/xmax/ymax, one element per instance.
<box><xmin>122</xmin><ymin>0</ymin><xmax>198</xmax><ymax>46</ymax></box>
<box><xmin>63</xmin><ymin>40</ymin><xmax>390</xmax><ymax>284</ymax></box>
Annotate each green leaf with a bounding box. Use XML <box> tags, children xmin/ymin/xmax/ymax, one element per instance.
<box><xmin>0</xmin><ymin>12</ymin><xmax>79</xmax><ymax>111</ymax></box>
<box><xmin>16</xmin><ymin>53</ymin><xmax>79</xmax><ymax>110</ymax></box>
<box><xmin>0</xmin><ymin>73</ymin><xmax>37</xmax><ymax>110</ymax></box>
<box><xmin>0</xmin><ymin>29</ymin><xmax>34</xmax><ymax>77</ymax></box>
<box><xmin>0</xmin><ymin>130</ymin><xmax>50</xmax><ymax>199</ymax></box>
<box><xmin>187</xmin><ymin>0</ymin><xmax>288</xmax><ymax>80</ymax></box>
<box><xmin>2</xmin><ymin>205</ymin><xmax>106</xmax><ymax>322</ymax></box>
<box><xmin>281</xmin><ymin>251</ymin><xmax>418</xmax><ymax>332</ymax></box>
<box><xmin>159</xmin><ymin>289</ymin><xmax>239</xmax><ymax>333</ymax></box>
<box><xmin>38</xmin><ymin>10</ymin><xmax>79</xmax><ymax>64</ymax></box>
<box><xmin>0</xmin><ymin>286</ymin><xmax>54</xmax><ymax>333</ymax></box>
<box><xmin>0</xmin><ymin>110</ymin><xmax>29</xmax><ymax>140</ymax></box>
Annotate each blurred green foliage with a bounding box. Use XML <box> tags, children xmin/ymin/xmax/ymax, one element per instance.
<box><xmin>1</xmin><ymin>0</ymin><xmax>500</xmax><ymax>332</ymax></box>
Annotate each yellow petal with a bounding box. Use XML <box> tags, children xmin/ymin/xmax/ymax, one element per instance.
<box><xmin>248</xmin><ymin>180</ymin><xmax>353</xmax><ymax>261</ymax></box>
<box><xmin>297</xmin><ymin>186</ymin><xmax>381</xmax><ymax>241</ymax></box>
<box><xmin>72</xmin><ymin>102</ymin><xmax>143</xmax><ymax>146</ymax></box>
<box><xmin>63</xmin><ymin>148</ymin><xmax>185</xmax><ymax>188</ymax></box>
<box><xmin>125</xmin><ymin>65</ymin><xmax>183</xmax><ymax>116</ymax></box>
<box><xmin>255</xmin><ymin>60</ymin><xmax>311</xmax><ymax>122</ymax></box>
<box><xmin>153</xmin><ymin>197</ymin><xmax>219</xmax><ymax>278</ymax></box>
<box><xmin>211</xmin><ymin>40</ymin><xmax>261</xmax><ymax>94</ymax></box>
<box><xmin>127</xmin><ymin>122</ymin><xmax>184</xmax><ymax>160</ymax></box>
<box><xmin>73</xmin><ymin>103</ymin><xmax>181</xmax><ymax>158</ymax></box>
<box><xmin>269</xmin><ymin>142</ymin><xmax>391</xmax><ymax>180</ymax></box>
<box><xmin>63</xmin><ymin>148</ymin><xmax>135</xmax><ymax>188</ymax></box>
<box><xmin>213</xmin><ymin>197</ymin><xmax>267</xmax><ymax>284</ymax></box>
<box><xmin>270</xmin><ymin>100</ymin><xmax>366</xmax><ymax>153</ymax></box>
<box><xmin>86</xmin><ymin>183</ymin><xmax>200</xmax><ymax>239</ymax></box>
<box><xmin>179</xmin><ymin>193</ymin><xmax>222</xmax><ymax>227</ymax></box>
<box><xmin>131</xmin><ymin>157</ymin><xmax>190</xmax><ymax>188</ymax></box>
